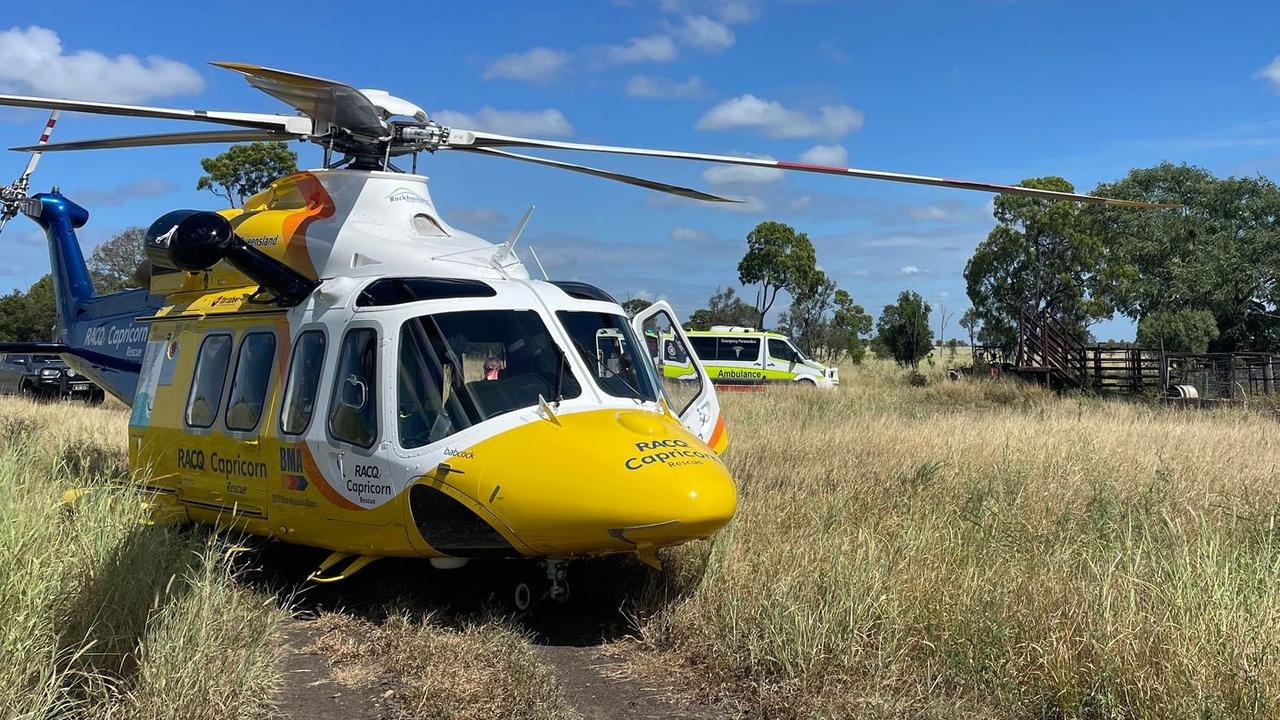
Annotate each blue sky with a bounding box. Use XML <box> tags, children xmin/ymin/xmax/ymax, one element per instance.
<box><xmin>1</xmin><ymin>1</ymin><xmax>1278</xmax><ymax>340</ymax></box>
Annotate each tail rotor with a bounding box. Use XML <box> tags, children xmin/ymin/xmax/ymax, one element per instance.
<box><xmin>0</xmin><ymin>110</ymin><xmax>60</xmax><ymax>235</ymax></box>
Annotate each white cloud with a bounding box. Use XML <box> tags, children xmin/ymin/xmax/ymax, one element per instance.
<box><xmin>1256</xmin><ymin>55</ymin><xmax>1280</xmax><ymax>88</ymax></box>
<box><xmin>696</xmin><ymin>94</ymin><xmax>864</xmax><ymax>139</ymax></box>
<box><xmin>798</xmin><ymin>143</ymin><xmax>848</xmax><ymax>166</ymax></box>
<box><xmin>899</xmin><ymin>265</ymin><xmax>927</xmax><ymax>276</ymax></box>
<box><xmin>717</xmin><ymin>1</ymin><xmax>758</xmax><ymax>24</ymax></box>
<box><xmin>433</xmin><ymin>108</ymin><xmax>573</xmax><ymax>136</ymax></box>
<box><xmin>72</xmin><ymin>177</ymin><xmax>176</xmax><ymax>206</ymax></box>
<box><xmin>626</xmin><ymin>75</ymin><xmax>705</xmax><ymax>99</ymax></box>
<box><xmin>483</xmin><ymin>47</ymin><xmax>570</xmax><ymax>84</ymax></box>
<box><xmin>701</xmin><ymin>153</ymin><xmax>784</xmax><ymax>185</ymax></box>
<box><xmin>789</xmin><ymin>195</ymin><xmax>813</xmax><ymax>212</ymax></box>
<box><xmin>0</xmin><ymin>26</ymin><xmax>203</xmax><ymax>103</ymax></box>
<box><xmin>655</xmin><ymin>0</ymin><xmax>759</xmax><ymax>24</ymax></box>
<box><xmin>603</xmin><ymin>34</ymin><xmax>679</xmax><ymax>64</ymax></box>
<box><xmin>670</xmin><ymin>226</ymin><xmax>712</xmax><ymax>243</ymax></box>
<box><xmin>676</xmin><ymin>15</ymin><xmax>734</xmax><ymax>51</ymax></box>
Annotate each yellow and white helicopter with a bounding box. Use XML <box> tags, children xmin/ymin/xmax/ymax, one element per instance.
<box><xmin>0</xmin><ymin>63</ymin><xmax>1166</xmax><ymax>604</ymax></box>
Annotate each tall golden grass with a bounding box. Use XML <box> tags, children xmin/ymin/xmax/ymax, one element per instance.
<box><xmin>641</xmin><ymin>360</ymin><xmax>1280</xmax><ymax>719</ymax></box>
<box><xmin>0</xmin><ymin>398</ymin><xmax>286</xmax><ymax>720</ymax></box>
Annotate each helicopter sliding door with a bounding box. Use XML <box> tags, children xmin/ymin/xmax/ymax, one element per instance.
<box><xmin>632</xmin><ymin>302</ymin><xmax>724</xmax><ymax>450</ymax></box>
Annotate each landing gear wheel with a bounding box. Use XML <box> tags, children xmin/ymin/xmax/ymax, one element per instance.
<box><xmin>513</xmin><ymin>582</ymin><xmax>534</xmax><ymax>612</ymax></box>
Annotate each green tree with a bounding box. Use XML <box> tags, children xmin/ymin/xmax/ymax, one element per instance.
<box><xmin>776</xmin><ymin>271</ymin><xmax>836</xmax><ymax>356</ymax></box>
<box><xmin>777</xmin><ymin>276</ymin><xmax>872</xmax><ymax>364</ymax></box>
<box><xmin>686</xmin><ymin>286</ymin><xmax>759</xmax><ymax>330</ymax></box>
<box><xmin>0</xmin><ymin>290</ymin><xmax>27</xmax><ymax>341</ymax></box>
<box><xmin>21</xmin><ymin>275</ymin><xmax>56</xmax><ymax>341</ymax></box>
<box><xmin>959</xmin><ymin>307</ymin><xmax>979</xmax><ymax>348</ymax></box>
<box><xmin>828</xmin><ymin>289</ymin><xmax>873</xmax><ymax>364</ymax></box>
<box><xmin>1087</xmin><ymin>163</ymin><xmax>1280</xmax><ymax>351</ymax></box>
<box><xmin>737</xmin><ymin>221</ymin><xmax>819</xmax><ymax>328</ymax></box>
<box><xmin>1135</xmin><ymin>308</ymin><xmax>1220</xmax><ymax>353</ymax></box>
<box><xmin>88</xmin><ymin>226</ymin><xmax>148</xmax><ymax>293</ymax></box>
<box><xmin>620</xmin><ymin>297</ymin><xmax>651</xmax><ymax>317</ymax></box>
<box><xmin>964</xmin><ymin>176</ymin><xmax>1110</xmax><ymax>351</ymax></box>
<box><xmin>196</xmin><ymin>142</ymin><xmax>299</xmax><ymax>207</ymax></box>
<box><xmin>876</xmin><ymin>291</ymin><xmax>934</xmax><ymax>368</ymax></box>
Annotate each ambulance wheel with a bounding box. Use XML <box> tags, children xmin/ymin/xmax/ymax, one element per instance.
<box><xmin>798</xmin><ymin>378</ymin><xmax>817</xmax><ymax>386</ymax></box>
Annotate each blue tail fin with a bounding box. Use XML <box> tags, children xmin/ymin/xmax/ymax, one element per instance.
<box><xmin>31</xmin><ymin>192</ymin><xmax>95</xmax><ymax>332</ymax></box>
<box><xmin>22</xmin><ymin>190</ymin><xmax>162</xmax><ymax>404</ymax></box>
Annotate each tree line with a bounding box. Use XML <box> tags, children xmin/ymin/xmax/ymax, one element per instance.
<box><xmin>964</xmin><ymin>163</ymin><xmax>1280</xmax><ymax>354</ymax></box>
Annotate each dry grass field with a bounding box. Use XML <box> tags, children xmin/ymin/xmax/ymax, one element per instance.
<box><xmin>639</xmin><ymin>361</ymin><xmax>1280</xmax><ymax>718</ymax></box>
<box><xmin>3</xmin><ymin>358</ymin><xmax>1280</xmax><ymax>719</ymax></box>
<box><xmin>0</xmin><ymin>398</ymin><xmax>286</xmax><ymax>720</ymax></box>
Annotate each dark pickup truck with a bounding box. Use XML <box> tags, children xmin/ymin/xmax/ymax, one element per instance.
<box><xmin>0</xmin><ymin>353</ymin><xmax>105</xmax><ymax>403</ymax></box>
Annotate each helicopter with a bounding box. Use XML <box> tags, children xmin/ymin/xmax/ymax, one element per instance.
<box><xmin>0</xmin><ymin>63</ymin><xmax>1169</xmax><ymax>604</ymax></box>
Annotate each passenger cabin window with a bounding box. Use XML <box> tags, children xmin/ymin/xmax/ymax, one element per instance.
<box><xmin>328</xmin><ymin>328</ymin><xmax>379</xmax><ymax>448</ymax></box>
<box><xmin>768</xmin><ymin>338</ymin><xmax>800</xmax><ymax>363</ymax></box>
<box><xmin>280</xmin><ymin>330</ymin><xmax>326</xmax><ymax>435</ymax></box>
<box><xmin>398</xmin><ymin>310</ymin><xmax>581</xmax><ymax>449</ymax></box>
<box><xmin>225</xmin><ymin>332</ymin><xmax>276</xmax><ymax>432</ymax></box>
<box><xmin>186</xmin><ymin>334</ymin><xmax>233</xmax><ymax>428</ymax></box>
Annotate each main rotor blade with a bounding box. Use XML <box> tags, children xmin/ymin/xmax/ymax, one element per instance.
<box><xmin>459</xmin><ymin>147</ymin><xmax>739</xmax><ymax>203</ymax></box>
<box><xmin>11</xmin><ymin>129</ymin><xmax>299</xmax><ymax>153</ymax></box>
<box><xmin>212</xmin><ymin>61</ymin><xmax>387</xmax><ymax>140</ymax></box>
<box><xmin>446</xmin><ymin>130</ymin><xmax>1177</xmax><ymax>208</ymax></box>
<box><xmin>0</xmin><ymin>94</ymin><xmax>312</xmax><ymax>134</ymax></box>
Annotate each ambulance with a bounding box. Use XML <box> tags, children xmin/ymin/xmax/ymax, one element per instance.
<box><xmin>653</xmin><ymin>326</ymin><xmax>839</xmax><ymax>389</ymax></box>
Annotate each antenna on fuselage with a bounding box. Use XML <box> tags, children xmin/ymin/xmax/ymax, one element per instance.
<box><xmin>491</xmin><ymin>204</ymin><xmax>534</xmax><ymax>269</ymax></box>
<box><xmin>528</xmin><ymin>245</ymin><xmax>550</xmax><ymax>280</ymax></box>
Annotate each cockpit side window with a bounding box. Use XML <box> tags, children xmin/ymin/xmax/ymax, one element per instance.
<box><xmin>556</xmin><ymin>312</ymin><xmax>660</xmax><ymax>403</ymax></box>
<box><xmin>186</xmin><ymin>334</ymin><xmax>233</xmax><ymax>429</ymax></box>
<box><xmin>397</xmin><ymin>310</ymin><xmax>581</xmax><ymax>449</ymax></box>
<box><xmin>225</xmin><ymin>332</ymin><xmax>276</xmax><ymax>432</ymax></box>
<box><xmin>280</xmin><ymin>330</ymin><xmax>326</xmax><ymax>435</ymax></box>
<box><xmin>328</xmin><ymin>328</ymin><xmax>379</xmax><ymax>449</ymax></box>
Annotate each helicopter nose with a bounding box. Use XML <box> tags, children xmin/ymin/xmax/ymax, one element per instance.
<box><xmin>461</xmin><ymin>409</ymin><xmax>738</xmax><ymax>556</ymax></box>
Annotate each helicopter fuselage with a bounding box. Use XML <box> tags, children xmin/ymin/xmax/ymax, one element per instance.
<box><xmin>19</xmin><ymin>168</ymin><xmax>736</xmax><ymax>573</ymax></box>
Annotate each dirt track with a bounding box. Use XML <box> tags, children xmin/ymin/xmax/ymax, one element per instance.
<box><xmin>247</xmin><ymin>546</ymin><xmax>727</xmax><ymax>720</ymax></box>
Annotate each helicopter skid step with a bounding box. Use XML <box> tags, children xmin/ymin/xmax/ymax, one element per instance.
<box><xmin>307</xmin><ymin>551</ymin><xmax>382</xmax><ymax>584</ymax></box>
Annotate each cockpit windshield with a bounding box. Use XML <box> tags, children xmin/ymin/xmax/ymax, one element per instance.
<box><xmin>397</xmin><ymin>310</ymin><xmax>581</xmax><ymax>449</ymax></box>
<box><xmin>556</xmin><ymin>312</ymin><xmax>660</xmax><ymax>403</ymax></box>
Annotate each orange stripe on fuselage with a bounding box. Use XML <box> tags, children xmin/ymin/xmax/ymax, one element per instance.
<box><xmin>708</xmin><ymin>413</ymin><xmax>729</xmax><ymax>454</ymax></box>
<box><xmin>300</xmin><ymin>443</ymin><xmax>362</xmax><ymax>511</ymax></box>
<box><xmin>280</xmin><ymin>173</ymin><xmax>335</xmax><ymax>278</ymax></box>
